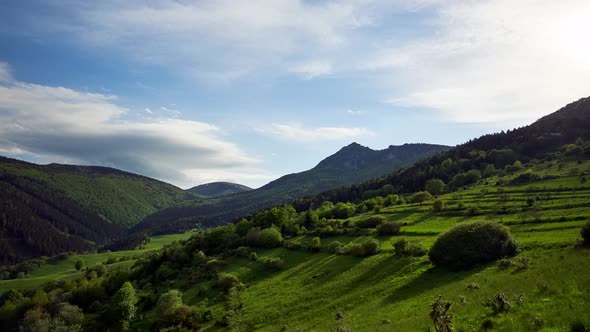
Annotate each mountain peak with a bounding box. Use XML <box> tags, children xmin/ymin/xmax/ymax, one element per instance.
<box><xmin>187</xmin><ymin>181</ymin><xmax>252</xmax><ymax>197</ymax></box>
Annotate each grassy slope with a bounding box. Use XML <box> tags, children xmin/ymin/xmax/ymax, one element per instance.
<box><xmin>0</xmin><ymin>232</ymin><xmax>194</xmax><ymax>292</ymax></box>
<box><xmin>0</xmin><ymin>159</ymin><xmax>197</xmax><ymax>227</ymax></box>
<box><xmin>178</xmin><ymin>160</ymin><xmax>590</xmax><ymax>331</ymax></box>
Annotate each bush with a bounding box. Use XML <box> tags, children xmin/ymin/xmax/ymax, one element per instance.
<box><xmin>345</xmin><ymin>239</ymin><xmax>380</xmax><ymax>257</ymax></box>
<box><xmin>432</xmin><ymin>199</ymin><xmax>444</xmax><ymax>212</ymax></box>
<box><xmin>409</xmin><ymin>191</ymin><xmax>432</xmax><ymax>205</ymax></box>
<box><xmin>510</xmin><ymin>171</ymin><xmax>541</xmax><ymax>184</ymax></box>
<box><xmin>482</xmin><ymin>292</ymin><xmax>511</xmax><ymax>314</ymax></box>
<box><xmin>356</xmin><ymin>216</ymin><xmax>386</xmax><ymax>228</ymax></box>
<box><xmin>254</xmin><ymin>227</ymin><xmax>283</xmax><ymax>248</ymax></box>
<box><xmin>309</xmin><ymin>237</ymin><xmax>321</xmax><ymax>253</ymax></box>
<box><xmin>328</xmin><ymin>241</ymin><xmax>343</xmax><ymax>254</ymax></box>
<box><xmin>215</xmin><ymin>273</ymin><xmax>241</xmax><ymax>292</ymax></box>
<box><xmin>376</xmin><ymin>222</ymin><xmax>402</xmax><ymax>235</ymax></box>
<box><xmin>429</xmin><ymin>221</ymin><xmax>520</xmax><ymax>270</ymax></box>
<box><xmin>261</xmin><ymin>257</ymin><xmax>284</xmax><ymax>270</ymax></box>
<box><xmin>393</xmin><ymin>239</ymin><xmax>427</xmax><ymax>257</ymax></box>
<box><xmin>449</xmin><ymin>170</ymin><xmax>481</xmax><ymax>189</ymax></box>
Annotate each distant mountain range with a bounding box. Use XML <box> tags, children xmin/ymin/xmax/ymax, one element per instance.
<box><xmin>133</xmin><ymin>143</ymin><xmax>451</xmax><ymax>234</ymax></box>
<box><xmin>187</xmin><ymin>182</ymin><xmax>252</xmax><ymax>197</ymax></box>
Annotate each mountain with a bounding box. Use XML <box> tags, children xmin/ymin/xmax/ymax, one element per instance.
<box><xmin>132</xmin><ymin>143</ymin><xmax>451</xmax><ymax>235</ymax></box>
<box><xmin>187</xmin><ymin>182</ymin><xmax>252</xmax><ymax>197</ymax></box>
<box><xmin>293</xmin><ymin>96</ymin><xmax>590</xmax><ymax>209</ymax></box>
<box><xmin>0</xmin><ymin>157</ymin><xmax>199</xmax><ymax>264</ymax></box>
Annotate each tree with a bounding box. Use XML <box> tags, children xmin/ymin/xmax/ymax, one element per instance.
<box><xmin>156</xmin><ymin>290</ymin><xmax>184</xmax><ymax>322</ymax></box>
<box><xmin>113</xmin><ymin>281</ymin><xmax>139</xmax><ymax>328</ymax></box>
<box><xmin>309</xmin><ymin>237</ymin><xmax>321</xmax><ymax>253</ymax></box>
<box><xmin>409</xmin><ymin>191</ymin><xmax>433</xmax><ymax>205</ymax></box>
<box><xmin>304</xmin><ymin>209</ymin><xmax>319</xmax><ymax>228</ymax></box>
<box><xmin>425</xmin><ymin>179</ymin><xmax>445</xmax><ymax>195</ymax></box>
<box><xmin>255</xmin><ymin>227</ymin><xmax>283</xmax><ymax>248</ymax></box>
<box><xmin>74</xmin><ymin>260</ymin><xmax>84</xmax><ymax>271</ymax></box>
<box><xmin>432</xmin><ymin>199</ymin><xmax>444</xmax><ymax>212</ymax></box>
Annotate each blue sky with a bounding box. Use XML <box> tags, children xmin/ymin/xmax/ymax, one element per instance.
<box><xmin>1</xmin><ymin>0</ymin><xmax>589</xmax><ymax>188</ymax></box>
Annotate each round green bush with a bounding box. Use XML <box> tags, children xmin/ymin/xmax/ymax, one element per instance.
<box><xmin>429</xmin><ymin>221</ymin><xmax>519</xmax><ymax>270</ymax></box>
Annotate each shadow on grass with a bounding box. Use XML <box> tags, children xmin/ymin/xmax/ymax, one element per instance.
<box><xmin>382</xmin><ymin>264</ymin><xmax>488</xmax><ymax>305</ymax></box>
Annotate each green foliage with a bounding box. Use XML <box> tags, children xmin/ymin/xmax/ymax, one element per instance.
<box><xmin>376</xmin><ymin>222</ymin><xmax>402</xmax><ymax>235</ymax></box>
<box><xmin>112</xmin><ymin>281</ymin><xmax>138</xmax><ymax>323</ymax></box>
<box><xmin>426</xmin><ymin>179</ymin><xmax>446</xmax><ymax>195</ymax></box>
<box><xmin>256</xmin><ymin>227</ymin><xmax>283</xmax><ymax>248</ymax></box>
<box><xmin>409</xmin><ymin>191</ymin><xmax>432</xmax><ymax>205</ymax></box>
<box><xmin>261</xmin><ymin>257</ymin><xmax>285</xmax><ymax>270</ymax></box>
<box><xmin>356</xmin><ymin>216</ymin><xmax>386</xmax><ymax>228</ymax></box>
<box><xmin>482</xmin><ymin>292</ymin><xmax>512</xmax><ymax>314</ymax></box>
<box><xmin>344</xmin><ymin>239</ymin><xmax>380</xmax><ymax>257</ymax></box>
<box><xmin>429</xmin><ymin>221</ymin><xmax>520</xmax><ymax>270</ymax></box>
<box><xmin>74</xmin><ymin>260</ymin><xmax>84</xmax><ymax>271</ymax></box>
<box><xmin>328</xmin><ymin>241</ymin><xmax>343</xmax><ymax>254</ymax></box>
<box><xmin>449</xmin><ymin>170</ymin><xmax>482</xmax><ymax>189</ymax></box>
<box><xmin>309</xmin><ymin>237</ymin><xmax>321</xmax><ymax>253</ymax></box>
<box><xmin>510</xmin><ymin>171</ymin><xmax>541</xmax><ymax>184</ymax></box>
<box><xmin>393</xmin><ymin>239</ymin><xmax>427</xmax><ymax>257</ymax></box>
<box><xmin>430</xmin><ymin>295</ymin><xmax>453</xmax><ymax>332</ymax></box>
<box><xmin>432</xmin><ymin>199</ymin><xmax>444</xmax><ymax>212</ymax></box>
<box><xmin>156</xmin><ymin>289</ymin><xmax>184</xmax><ymax>321</ymax></box>
<box><xmin>216</xmin><ymin>273</ymin><xmax>241</xmax><ymax>292</ymax></box>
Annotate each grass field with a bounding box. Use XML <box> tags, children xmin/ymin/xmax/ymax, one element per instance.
<box><xmin>159</xmin><ymin>160</ymin><xmax>590</xmax><ymax>331</ymax></box>
<box><xmin>0</xmin><ymin>231</ymin><xmax>194</xmax><ymax>292</ymax></box>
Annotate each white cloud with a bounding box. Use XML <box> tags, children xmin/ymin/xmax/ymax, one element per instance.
<box><xmin>46</xmin><ymin>0</ymin><xmax>375</xmax><ymax>82</ymax></box>
<box><xmin>288</xmin><ymin>61</ymin><xmax>333</xmax><ymax>79</ymax></box>
<box><xmin>346</xmin><ymin>109</ymin><xmax>364</xmax><ymax>115</ymax></box>
<box><xmin>0</xmin><ymin>62</ymin><xmax>12</xmax><ymax>83</ymax></box>
<box><xmin>370</xmin><ymin>0</ymin><xmax>590</xmax><ymax>126</ymax></box>
<box><xmin>0</xmin><ymin>65</ymin><xmax>267</xmax><ymax>188</ymax></box>
<box><xmin>258</xmin><ymin>123</ymin><xmax>373</xmax><ymax>142</ymax></box>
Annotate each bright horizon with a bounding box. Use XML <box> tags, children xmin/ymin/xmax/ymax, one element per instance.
<box><xmin>1</xmin><ymin>1</ymin><xmax>589</xmax><ymax>189</ymax></box>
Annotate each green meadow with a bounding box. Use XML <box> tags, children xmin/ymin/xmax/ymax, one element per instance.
<box><xmin>150</xmin><ymin>160</ymin><xmax>590</xmax><ymax>331</ymax></box>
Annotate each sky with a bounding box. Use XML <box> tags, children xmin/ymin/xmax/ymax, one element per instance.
<box><xmin>1</xmin><ymin>0</ymin><xmax>589</xmax><ymax>189</ymax></box>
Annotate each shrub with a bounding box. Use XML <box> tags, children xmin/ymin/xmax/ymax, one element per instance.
<box><xmin>248</xmin><ymin>252</ymin><xmax>258</xmax><ymax>261</ymax></box>
<box><xmin>235</xmin><ymin>246</ymin><xmax>251</xmax><ymax>258</ymax></box>
<box><xmin>409</xmin><ymin>191</ymin><xmax>432</xmax><ymax>205</ymax></box>
<box><xmin>393</xmin><ymin>239</ymin><xmax>426</xmax><ymax>257</ymax></box>
<box><xmin>449</xmin><ymin>170</ymin><xmax>481</xmax><ymax>189</ymax></box>
<box><xmin>430</xmin><ymin>295</ymin><xmax>453</xmax><ymax>332</ymax></box>
<box><xmin>426</xmin><ymin>179</ymin><xmax>446</xmax><ymax>195</ymax></box>
<box><xmin>74</xmin><ymin>260</ymin><xmax>85</xmax><ymax>271</ymax></box>
<box><xmin>328</xmin><ymin>241</ymin><xmax>343</xmax><ymax>254</ymax></box>
<box><xmin>466</xmin><ymin>282</ymin><xmax>480</xmax><ymax>290</ymax></box>
<box><xmin>309</xmin><ymin>237</ymin><xmax>321</xmax><ymax>253</ymax></box>
<box><xmin>429</xmin><ymin>221</ymin><xmax>520</xmax><ymax>270</ymax></box>
<box><xmin>215</xmin><ymin>273</ymin><xmax>241</xmax><ymax>292</ymax></box>
<box><xmin>510</xmin><ymin>171</ymin><xmax>541</xmax><ymax>184</ymax></box>
<box><xmin>255</xmin><ymin>227</ymin><xmax>283</xmax><ymax>248</ymax></box>
<box><xmin>376</xmin><ymin>222</ymin><xmax>402</xmax><ymax>235</ymax></box>
<box><xmin>261</xmin><ymin>257</ymin><xmax>284</xmax><ymax>270</ymax></box>
<box><xmin>432</xmin><ymin>199</ymin><xmax>444</xmax><ymax>212</ymax></box>
<box><xmin>482</xmin><ymin>292</ymin><xmax>511</xmax><ymax>314</ymax></box>
<box><xmin>497</xmin><ymin>258</ymin><xmax>512</xmax><ymax>269</ymax></box>
<box><xmin>356</xmin><ymin>216</ymin><xmax>385</xmax><ymax>228</ymax></box>
<box><xmin>344</xmin><ymin>239</ymin><xmax>380</xmax><ymax>257</ymax></box>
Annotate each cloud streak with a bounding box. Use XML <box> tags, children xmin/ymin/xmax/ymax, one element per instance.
<box><xmin>0</xmin><ymin>65</ymin><xmax>266</xmax><ymax>188</ymax></box>
<box><xmin>258</xmin><ymin>123</ymin><xmax>373</xmax><ymax>142</ymax></box>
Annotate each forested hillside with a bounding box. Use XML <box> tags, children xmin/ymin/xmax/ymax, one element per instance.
<box><xmin>187</xmin><ymin>182</ymin><xmax>252</xmax><ymax>197</ymax></box>
<box><xmin>0</xmin><ymin>158</ymin><xmax>199</xmax><ymax>263</ymax></box>
<box><xmin>132</xmin><ymin>143</ymin><xmax>450</xmax><ymax>235</ymax></box>
<box><xmin>293</xmin><ymin>97</ymin><xmax>590</xmax><ymax>210</ymax></box>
